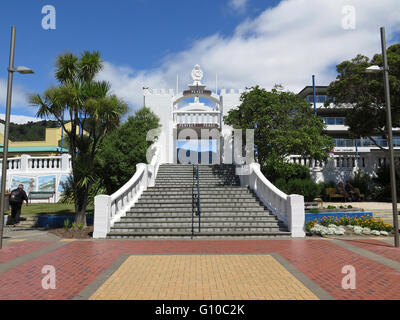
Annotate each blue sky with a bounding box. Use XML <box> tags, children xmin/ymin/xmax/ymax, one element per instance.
<box><xmin>0</xmin><ymin>0</ymin><xmax>399</xmax><ymax>122</ymax></box>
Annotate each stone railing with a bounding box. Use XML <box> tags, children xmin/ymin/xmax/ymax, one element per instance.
<box><xmin>238</xmin><ymin>163</ymin><xmax>305</xmax><ymax>237</ymax></box>
<box><xmin>0</xmin><ymin>154</ymin><xmax>71</xmax><ymax>172</ymax></box>
<box><xmin>174</xmin><ymin>111</ymin><xmax>220</xmax><ymax>127</ymax></box>
<box><xmin>93</xmin><ymin>143</ymin><xmax>161</xmax><ymax>239</ymax></box>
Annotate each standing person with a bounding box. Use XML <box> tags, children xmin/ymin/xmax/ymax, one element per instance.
<box><xmin>8</xmin><ymin>184</ymin><xmax>28</xmax><ymax>225</ymax></box>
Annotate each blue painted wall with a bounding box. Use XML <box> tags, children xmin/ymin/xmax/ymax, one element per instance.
<box><xmin>305</xmin><ymin>211</ymin><xmax>373</xmax><ymax>223</ymax></box>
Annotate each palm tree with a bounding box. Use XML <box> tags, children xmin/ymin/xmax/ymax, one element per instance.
<box><xmin>30</xmin><ymin>51</ymin><xmax>128</xmax><ymax>226</ymax></box>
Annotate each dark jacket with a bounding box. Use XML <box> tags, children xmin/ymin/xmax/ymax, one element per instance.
<box><xmin>10</xmin><ymin>188</ymin><xmax>28</xmax><ymax>205</ymax></box>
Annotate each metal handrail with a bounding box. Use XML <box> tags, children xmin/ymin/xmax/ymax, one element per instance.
<box><xmin>196</xmin><ymin>164</ymin><xmax>201</xmax><ymax>233</ymax></box>
<box><xmin>191</xmin><ymin>164</ymin><xmax>195</xmax><ymax>239</ymax></box>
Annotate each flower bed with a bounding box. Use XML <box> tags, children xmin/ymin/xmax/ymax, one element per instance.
<box><xmin>305</xmin><ymin>211</ymin><xmax>372</xmax><ymax>223</ymax></box>
<box><xmin>306</xmin><ymin>215</ymin><xmax>393</xmax><ymax>237</ymax></box>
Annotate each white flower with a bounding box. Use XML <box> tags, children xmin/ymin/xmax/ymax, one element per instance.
<box><xmin>362</xmin><ymin>227</ymin><xmax>371</xmax><ymax>235</ymax></box>
<box><xmin>371</xmin><ymin>230</ymin><xmax>380</xmax><ymax>236</ymax></box>
<box><xmin>353</xmin><ymin>226</ymin><xmax>363</xmax><ymax>234</ymax></box>
<box><xmin>335</xmin><ymin>229</ymin><xmax>345</xmax><ymax>235</ymax></box>
<box><xmin>327</xmin><ymin>228</ymin><xmax>336</xmax><ymax>235</ymax></box>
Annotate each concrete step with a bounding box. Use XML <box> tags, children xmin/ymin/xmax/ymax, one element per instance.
<box><xmin>155</xmin><ymin>179</ymin><xmax>240</xmax><ymax>183</ymax></box>
<box><xmin>110</xmin><ymin>226</ymin><xmax>286</xmax><ymax>233</ymax></box>
<box><xmin>106</xmin><ymin>164</ymin><xmax>291</xmax><ymax>238</ymax></box>
<box><xmin>120</xmin><ymin>215</ymin><xmax>278</xmax><ymax>222</ymax></box>
<box><xmin>128</xmin><ymin>207</ymin><xmax>268</xmax><ymax>213</ymax></box>
<box><xmin>140</xmin><ymin>194</ymin><xmax>255</xmax><ymax>200</ymax></box>
<box><xmin>114</xmin><ymin>221</ymin><xmax>283</xmax><ymax>228</ymax></box>
<box><xmin>136</xmin><ymin>198</ymin><xmax>261</xmax><ymax>204</ymax></box>
<box><xmin>107</xmin><ymin>231</ymin><xmax>292</xmax><ymax>239</ymax></box>
<box><xmin>154</xmin><ymin>183</ymin><xmax>240</xmax><ymax>187</ymax></box>
<box><xmin>144</xmin><ymin>187</ymin><xmax>250</xmax><ymax>193</ymax></box>
<box><xmin>133</xmin><ymin>202</ymin><xmax>264</xmax><ymax>208</ymax></box>
<box><xmin>125</xmin><ymin>211</ymin><xmax>272</xmax><ymax>218</ymax></box>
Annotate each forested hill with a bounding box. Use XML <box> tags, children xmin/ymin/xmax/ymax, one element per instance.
<box><xmin>0</xmin><ymin>120</ymin><xmax>60</xmax><ymax>141</ymax></box>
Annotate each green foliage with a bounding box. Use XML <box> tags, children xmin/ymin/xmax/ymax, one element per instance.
<box><xmin>0</xmin><ymin>120</ymin><xmax>60</xmax><ymax>142</ymax></box>
<box><xmin>263</xmin><ymin>157</ymin><xmax>310</xmax><ymax>183</ymax></box>
<box><xmin>350</xmin><ymin>170</ymin><xmax>373</xmax><ymax>196</ymax></box>
<box><xmin>372</xmin><ymin>164</ymin><xmax>400</xmax><ymax>200</ymax></box>
<box><xmin>78</xmin><ymin>223</ymin><xmax>84</xmax><ymax>230</ymax></box>
<box><xmin>29</xmin><ymin>50</ymin><xmax>128</xmax><ymax>226</ymax></box>
<box><xmin>63</xmin><ymin>219</ymin><xmax>71</xmax><ymax>230</ymax></box>
<box><xmin>318</xmin><ymin>181</ymin><xmax>336</xmax><ymax>201</ymax></box>
<box><xmin>326</xmin><ymin>44</ymin><xmax>400</xmax><ymax>151</ymax></box>
<box><xmin>224</xmin><ymin>86</ymin><xmax>334</xmax><ymax>165</ymax></box>
<box><xmin>96</xmin><ymin>107</ymin><xmax>160</xmax><ymax>194</ymax></box>
<box><xmin>275</xmin><ymin>178</ymin><xmax>321</xmax><ymax>202</ymax></box>
<box><xmin>71</xmin><ymin>222</ymin><xmax>77</xmax><ymax>229</ymax></box>
<box><xmin>59</xmin><ymin>174</ymin><xmax>105</xmax><ymax>206</ymax></box>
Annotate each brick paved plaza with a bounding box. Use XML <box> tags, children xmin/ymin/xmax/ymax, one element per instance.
<box><xmin>0</xmin><ymin>233</ymin><xmax>399</xmax><ymax>300</ymax></box>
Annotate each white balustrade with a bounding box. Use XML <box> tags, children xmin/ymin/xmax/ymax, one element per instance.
<box><xmin>93</xmin><ymin>142</ymin><xmax>161</xmax><ymax>238</ymax></box>
<box><xmin>239</xmin><ymin>163</ymin><xmax>305</xmax><ymax>237</ymax></box>
<box><xmin>174</xmin><ymin>111</ymin><xmax>220</xmax><ymax>127</ymax></box>
<box><xmin>0</xmin><ymin>154</ymin><xmax>71</xmax><ymax>172</ymax></box>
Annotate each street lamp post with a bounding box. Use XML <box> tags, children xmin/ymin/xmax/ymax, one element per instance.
<box><xmin>365</xmin><ymin>27</ymin><xmax>399</xmax><ymax>248</ymax></box>
<box><xmin>0</xmin><ymin>26</ymin><xmax>34</xmax><ymax>250</ymax></box>
<box><xmin>143</xmin><ymin>86</ymin><xmax>149</xmax><ymax>107</ymax></box>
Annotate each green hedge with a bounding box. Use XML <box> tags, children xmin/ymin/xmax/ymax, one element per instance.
<box><xmin>275</xmin><ymin>178</ymin><xmax>321</xmax><ymax>202</ymax></box>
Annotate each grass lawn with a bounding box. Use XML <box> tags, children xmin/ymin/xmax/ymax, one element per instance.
<box><xmin>5</xmin><ymin>203</ymin><xmax>94</xmax><ymax>216</ymax></box>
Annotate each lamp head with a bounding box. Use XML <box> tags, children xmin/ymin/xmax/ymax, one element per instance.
<box><xmin>364</xmin><ymin>65</ymin><xmax>383</xmax><ymax>74</ymax></box>
<box><xmin>14</xmin><ymin>66</ymin><xmax>34</xmax><ymax>74</ymax></box>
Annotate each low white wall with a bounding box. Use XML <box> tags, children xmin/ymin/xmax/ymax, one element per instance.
<box><xmin>1</xmin><ymin>154</ymin><xmax>72</xmax><ymax>202</ymax></box>
<box><xmin>93</xmin><ymin>142</ymin><xmax>161</xmax><ymax>238</ymax></box>
<box><xmin>238</xmin><ymin>163</ymin><xmax>305</xmax><ymax>237</ymax></box>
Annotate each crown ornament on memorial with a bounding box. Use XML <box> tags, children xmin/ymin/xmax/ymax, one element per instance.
<box><xmin>191</xmin><ymin>64</ymin><xmax>203</xmax><ymax>86</ymax></box>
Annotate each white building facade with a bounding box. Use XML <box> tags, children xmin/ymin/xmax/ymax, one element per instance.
<box><xmin>143</xmin><ymin>65</ymin><xmax>243</xmax><ymax>165</ymax></box>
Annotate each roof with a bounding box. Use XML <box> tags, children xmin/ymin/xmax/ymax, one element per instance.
<box><xmin>0</xmin><ymin>146</ymin><xmax>68</xmax><ymax>153</ymax></box>
<box><xmin>297</xmin><ymin>86</ymin><xmax>328</xmax><ymax>98</ymax></box>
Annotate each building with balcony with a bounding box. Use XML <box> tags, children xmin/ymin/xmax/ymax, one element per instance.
<box><xmin>295</xmin><ymin>85</ymin><xmax>400</xmax><ymax>183</ymax></box>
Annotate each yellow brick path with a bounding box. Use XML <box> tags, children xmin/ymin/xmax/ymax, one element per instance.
<box><xmin>89</xmin><ymin>255</ymin><xmax>319</xmax><ymax>300</ymax></box>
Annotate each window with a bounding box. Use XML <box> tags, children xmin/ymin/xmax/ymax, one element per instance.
<box><xmin>323</xmin><ymin>117</ymin><xmax>346</xmax><ymax>125</ymax></box>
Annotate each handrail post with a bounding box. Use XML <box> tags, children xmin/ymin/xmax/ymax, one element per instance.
<box><xmin>197</xmin><ymin>164</ymin><xmax>201</xmax><ymax>233</ymax></box>
<box><xmin>191</xmin><ymin>164</ymin><xmax>195</xmax><ymax>239</ymax></box>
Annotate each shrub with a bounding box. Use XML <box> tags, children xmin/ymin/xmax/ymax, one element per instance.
<box><xmin>318</xmin><ymin>181</ymin><xmax>336</xmax><ymax>201</ymax></box>
<box><xmin>351</xmin><ymin>169</ymin><xmax>372</xmax><ymax>196</ymax></box>
<box><xmin>275</xmin><ymin>177</ymin><xmax>321</xmax><ymax>202</ymax></box>
<box><xmin>78</xmin><ymin>223</ymin><xmax>84</xmax><ymax>230</ymax></box>
<box><xmin>63</xmin><ymin>219</ymin><xmax>71</xmax><ymax>230</ymax></box>
<box><xmin>285</xmin><ymin>179</ymin><xmax>321</xmax><ymax>202</ymax></box>
<box><xmin>372</xmin><ymin>165</ymin><xmax>400</xmax><ymax>200</ymax></box>
<box><xmin>263</xmin><ymin>160</ymin><xmax>310</xmax><ymax>183</ymax></box>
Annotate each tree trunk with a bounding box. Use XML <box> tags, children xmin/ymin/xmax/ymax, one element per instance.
<box><xmin>74</xmin><ymin>187</ymin><xmax>88</xmax><ymax>228</ymax></box>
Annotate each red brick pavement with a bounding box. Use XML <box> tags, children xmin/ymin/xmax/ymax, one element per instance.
<box><xmin>0</xmin><ymin>241</ymin><xmax>53</xmax><ymax>264</ymax></box>
<box><xmin>0</xmin><ymin>240</ymin><xmax>399</xmax><ymax>300</ymax></box>
<box><xmin>344</xmin><ymin>239</ymin><xmax>400</xmax><ymax>263</ymax></box>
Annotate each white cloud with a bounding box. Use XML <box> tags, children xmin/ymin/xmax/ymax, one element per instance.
<box><xmin>0</xmin><ymin>114</ymin><xmax>42</xmax><ymax>124</ymax></box>
<box><xmin>97</xmin><ymin>0</ymin><xmax>400</xmax><ymax>112</ymax></box>
<box><xmin>0</xmin><ymin>78</ymin><xmax>29</xmax><ymax>109</ymax></box>
<box><xmin>228</xmin><ymin>0</ymin><xmax>248</xmax><ymax>12</ymax></box>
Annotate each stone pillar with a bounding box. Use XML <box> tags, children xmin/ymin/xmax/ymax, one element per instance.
<box><xmin>20</xmin><ymin>154</ymin><xmax>29</xmax><ymax>172</ymax></box>
<box><xmin>287</xmin><ymin>194</ymin><xmax>305</xmax><ymax>237</ymax></box>
<box><xmin>93</xmin><ymin>195</ymin><xmax>111</xmax><ymax>239</ymax></box>
<box><xmin>61</xmin><ymin>153</ymin><xmax>70</xmax><ymax>172</ymax></box>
